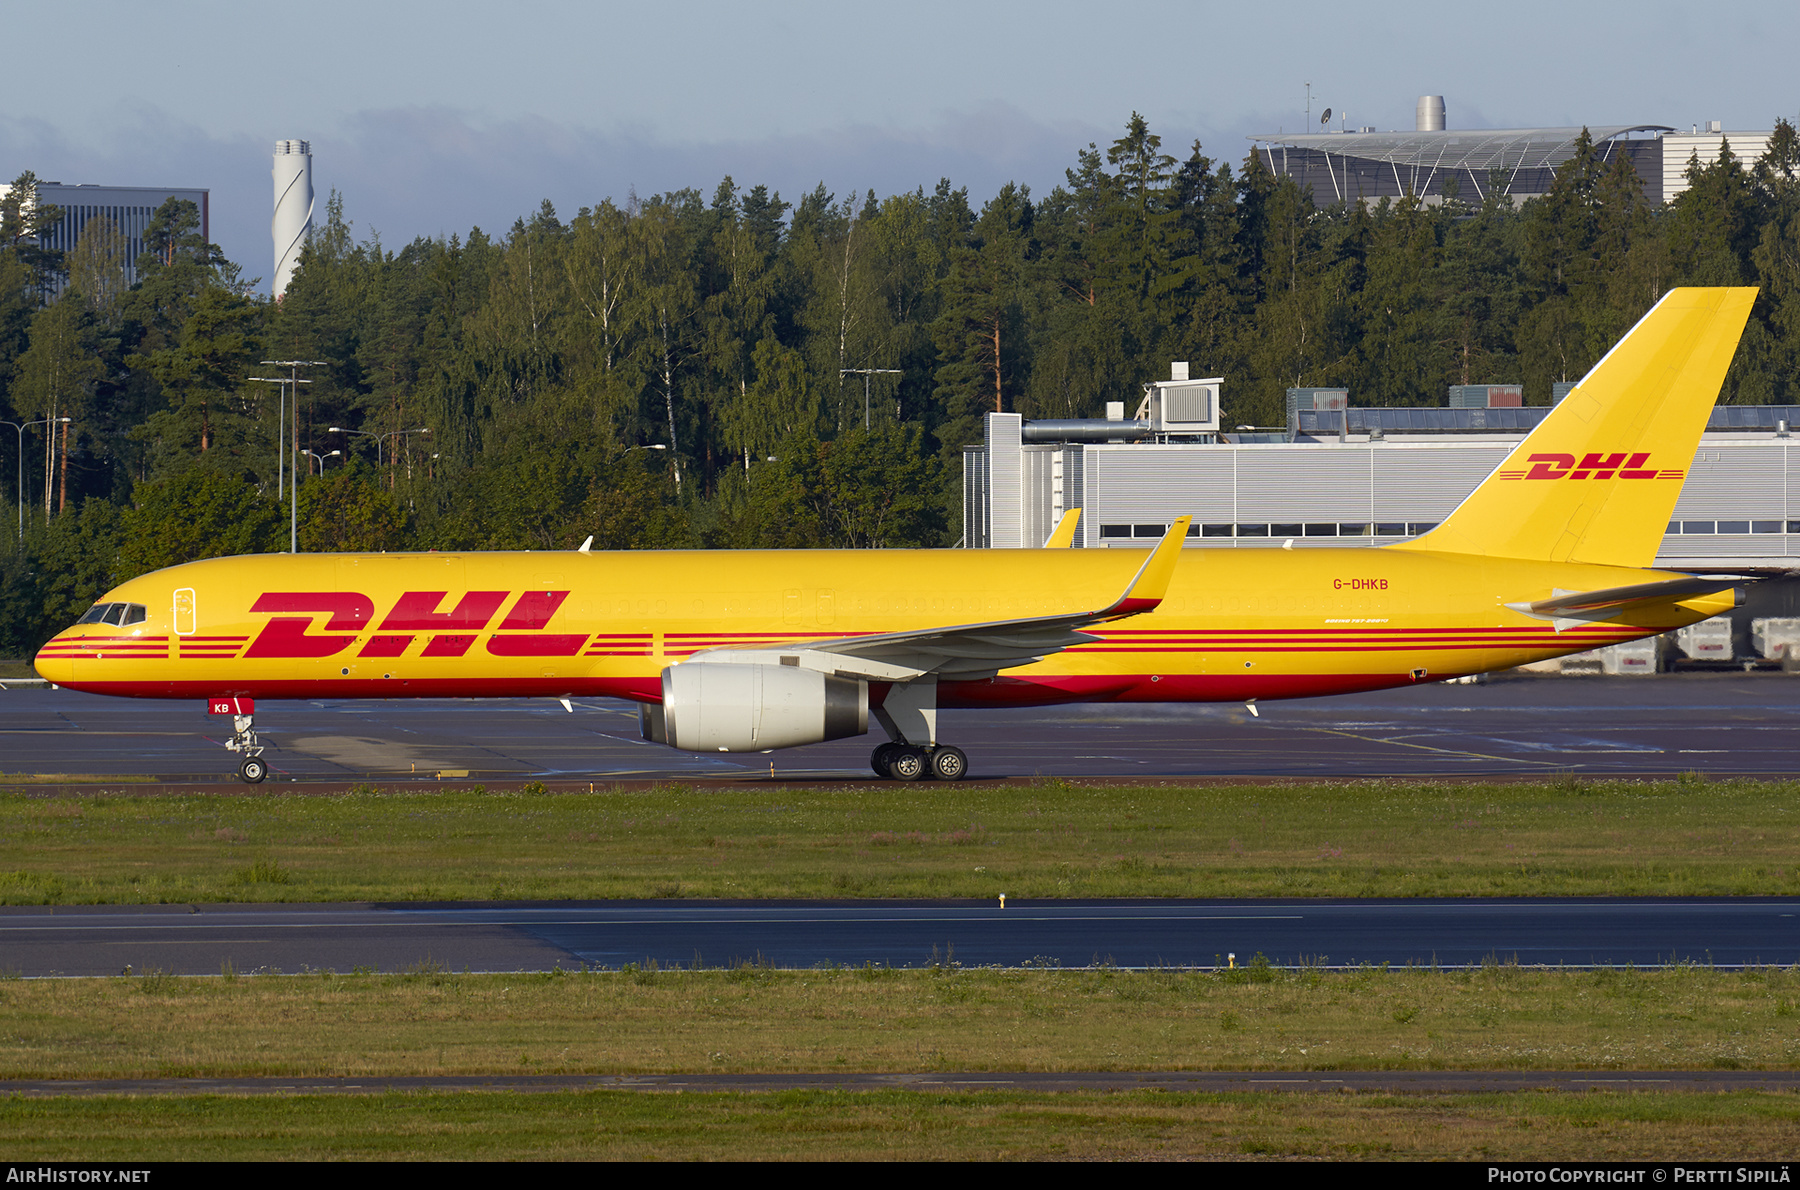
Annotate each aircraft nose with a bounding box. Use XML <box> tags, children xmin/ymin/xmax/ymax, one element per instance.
<box><xmin>31</xmin><ymin>635</ymin><xmax>78</xmax><ymax>686</ymax></box>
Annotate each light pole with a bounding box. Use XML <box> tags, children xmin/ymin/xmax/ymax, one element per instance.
<box><xmin>250</xmin><ymin>359</ymin><xmax>327</xmax><ymax>553</ymax></box>
<box><xmin>329</xmin><ymin>426</ymin><xmax>431</xmax><ymax>467</ymax></box>
<box><xmin>303</xmin><ymin>449</ymin><xmax>341</xmax><ymax>473</ymax></box>
<box><xmin>626</xmin><ymin>443</ymin><xmax>669</xmax><ymax>485</ymax></box>
<box><xmin>839</xmin><ymin>369</ymin><xmax>904</xmax><ymax>431</ymax></box>
<box><xmin>2</xmin><ymin>417</ymin><xmax>70</xmax><ymax>543</ymax></box>
<box><xmin>246</xmin><ymin>375</ymin><xmax>309</xmax><ymax>502</ymax></box>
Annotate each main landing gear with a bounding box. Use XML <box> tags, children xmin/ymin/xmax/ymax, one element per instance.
<box><xmin>868</xmin><ymin>676</ymin><xmax>968</xmax><ymax>781</ymax></box>
<box><xmin>870</xmin><ymin>741</ymin><xmax>969</xmax><ymax>782</ymax></box>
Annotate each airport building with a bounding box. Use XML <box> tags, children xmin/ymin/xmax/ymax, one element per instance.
<box><xmin>0</xmin><ymin>180</ymin><xmax>210</xmax><ymax>288</ymax></box>
<box><xmin>1249</xmin><ymin>95</ymin><xmax>1772</xmax><ymax>208</ymax></box>
<box><xmin>964</xmin><ymin>395</ymin><xmax>1800</xmax><ymax>570</ymax></box>
<box><xmin>961</xmin><ymin>372</ymin><xmax>1800</xmax><ymax>670</ymax></box>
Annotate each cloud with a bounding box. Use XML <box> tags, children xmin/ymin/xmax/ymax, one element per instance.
<box><xmin>0</xmin><ymin>105</ymin><xmax>270</xmax><ymax>285</ymax></box>
<box><xmin>324</xmin><ymin>101</ymin><xmax>1128</xmax><ymax>241</ymax></box>
<box><xmin>4</xmin><ymin>102</ymin><xmax>1252</xmax><ymax>294</ymax></box>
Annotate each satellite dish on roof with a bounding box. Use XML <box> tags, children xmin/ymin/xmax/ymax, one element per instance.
<box><xmin>1320</xmin><ymin>108</ymin><xmax>1331</xmax><ymax>126</ymax></box>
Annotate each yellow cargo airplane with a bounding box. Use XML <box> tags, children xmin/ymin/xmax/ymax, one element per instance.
<box><xmin>33</xmin><ymin>287</ymin><xmax>1756</xmax><ymax>783</ymax></box>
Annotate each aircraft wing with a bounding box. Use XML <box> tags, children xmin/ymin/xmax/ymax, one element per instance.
<box><xmin>1505</xmin><ymin>574</ymin><xmax>1744</xmax><ymax>631</ymax></box>
<box><xmin>689</xmin><ymin>516</ymin><xmax>1190</xmax><ymax>681</ymax></box>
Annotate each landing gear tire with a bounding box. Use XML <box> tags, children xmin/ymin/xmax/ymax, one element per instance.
<box><xmin>871</xmin><ymin>743</ymin><xmax>899</xmax><ymax>779</ymax></box>
<box><xmin>239</xmin><ymin>757</ymin><xmax>268</xmax><ymax>785</ymax></box>
<box><xmin>886</xmin><ymin>746</ymin><xmax>926</xmax><ymax>782</ymax></box>
<box><xmin>928</xmin><ymin>746</ymin><xmax>968</xmax><ymax>782</ymax></box>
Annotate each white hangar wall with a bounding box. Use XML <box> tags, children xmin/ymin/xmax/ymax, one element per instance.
<box><xmin>966</xmin><ymin>413</ymin><xmax>1800</xmax><ymax>569</ymax></box>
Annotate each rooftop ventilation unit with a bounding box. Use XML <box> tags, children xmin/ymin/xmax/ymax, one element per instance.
<box><xmin>1138</xmin><ymin>362</ymin><xmax>1221</xmax><ymax>434</ymax></box>
<box><xmin>1448</xmin><ymin>384</ymin><xmax>1522</xmax><ymax>408</ymax></box>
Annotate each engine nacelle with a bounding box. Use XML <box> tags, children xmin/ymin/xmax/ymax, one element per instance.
<box><xmin>639</xmin><ymin>663</ymin><xmax>868</xmax><ymax>752</ymax></box>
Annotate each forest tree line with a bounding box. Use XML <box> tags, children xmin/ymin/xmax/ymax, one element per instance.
<box><xmin>2</xmin><ymin>112</ymin><xmax>1799</xmax><ymax>654</ymax></box>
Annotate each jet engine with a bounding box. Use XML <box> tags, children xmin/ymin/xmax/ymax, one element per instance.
<box><xmin>639</xmin><ymin>663</ymin><xmax>868</xmax><ymax>752</ymax></box>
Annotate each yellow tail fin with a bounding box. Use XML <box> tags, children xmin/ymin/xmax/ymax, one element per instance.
<box><xmin>1392</xmin><ymin>287</ymin><xmax>1756</xmax><ymax>566</ymax></box>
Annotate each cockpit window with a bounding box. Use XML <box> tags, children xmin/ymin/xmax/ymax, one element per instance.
<box><xmin>75</xmin><ymin>602</ymin><xmax>146</xmax><ymax>627</ymax></box>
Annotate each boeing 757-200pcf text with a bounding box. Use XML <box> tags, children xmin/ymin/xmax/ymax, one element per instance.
<box><xmin>33</xmin><ymin>288</ymin><xmax>1757</xmax><ymax>782</ymax></box>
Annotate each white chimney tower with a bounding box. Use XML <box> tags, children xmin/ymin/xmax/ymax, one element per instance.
<box><xmin>272</xmin><ymin>140</ymin><xmax>314</xmax><ymax>296</ymax></box>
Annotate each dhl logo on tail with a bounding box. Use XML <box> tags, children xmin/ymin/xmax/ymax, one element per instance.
<box><xmin>1496</xmin><ymin>452</ymin><xmax>1686</xmax><ymax>482</ymax></box>
<box><xmin>1399</xmin><ymin>288</ymin><xmax>1756</xmax><ymax>566</ymax></box>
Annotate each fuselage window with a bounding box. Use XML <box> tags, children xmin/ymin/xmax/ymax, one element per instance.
<box><xmin>77</xmin><ymin>603</ymin><xmax>115</xmax><ymax>625</ymax></box>
<box><xmin>73</xmin><ymin>602</ymin><xmax>144</xmax><ymax>627</ymax></box>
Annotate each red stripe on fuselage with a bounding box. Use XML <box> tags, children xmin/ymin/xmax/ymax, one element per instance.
<box><xmin>56</xmin><ymin>669</ymin><xmax>1477</xmax><ymax>707</ymax></box>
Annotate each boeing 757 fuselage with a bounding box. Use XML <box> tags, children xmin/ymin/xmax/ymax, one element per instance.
<box><xmin>33</xmin><ymin>288</ymin><xmax>1757</xmax><ymax>782</ymax></box>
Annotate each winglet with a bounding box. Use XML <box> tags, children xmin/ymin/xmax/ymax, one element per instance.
<box><xmin>1103</xmin><ymin>516</ymin><xmax>1190</xmax><ymax>617</ymax></box>
<box><xmin>1043</xmin><ymin>508</ymin><xmax>1082</xmax><ymax>548</ymax></box>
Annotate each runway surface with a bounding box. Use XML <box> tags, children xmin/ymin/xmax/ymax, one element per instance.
<box><xmin>3</xmin><ymin>671</ymin><xmax>1799</xmax><ymax>784</ymax></box>
<box><xmin>6</xmin><ymin>898</ymin><xmax>1796</xmax><ymax>976</ymax></box>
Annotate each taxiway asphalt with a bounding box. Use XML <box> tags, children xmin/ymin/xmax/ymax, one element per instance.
<box><xmin>2</xmin><ymin>671</ymin><xmax>1799</xmax><ymax>784</ymax></box>
<box><xmin>4</xmin><ymin>897</ymin><xmax>1796</xmax><ymax>976</ymax></box>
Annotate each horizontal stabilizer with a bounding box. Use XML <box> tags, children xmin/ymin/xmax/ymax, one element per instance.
<box><xmin>1506</xmin><ymin>575</ymin><xmax>1743</xmax><ymax>632</ymax></box>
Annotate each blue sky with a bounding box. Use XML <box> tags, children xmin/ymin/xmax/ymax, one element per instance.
<box><xmin>4</xmin><ymin>0</ymin><xmax>1792</xmax><ymax>292</ymax></box>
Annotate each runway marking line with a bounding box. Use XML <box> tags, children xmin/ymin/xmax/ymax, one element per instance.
<box><xmin>97</xmin><ymin>939</ymin><xmax>276</xmax><ymax>945</ymax></box>
<box><xmin>1301</xmin><ymin>726</ymin><xmax>1568</xmax><ymax>768</ymax></box>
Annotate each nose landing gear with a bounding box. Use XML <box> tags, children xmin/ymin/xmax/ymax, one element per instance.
<box><xmin>209</xmin><ymin>698</ymin><xmax>268</xmax><ymax>784</ymax></box>
<box><xmin>227</xmin><ymin>713</ymin><xmax>267</xmax><ymax>783</ymax></box>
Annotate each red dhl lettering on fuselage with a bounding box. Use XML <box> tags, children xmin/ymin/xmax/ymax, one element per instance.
<box><xmin>244</xmin><ymin>590</ymin><xmax>589</xmax><ymax>659</ymax></box>
<box><xmin>1495</xmin><ymin>453</ymin><xmax>1686</xmax><ymax>481</ymax></box>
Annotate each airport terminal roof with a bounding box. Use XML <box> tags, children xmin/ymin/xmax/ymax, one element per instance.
<box><xmin>1247</xmin><ymin>126</ymin><xmax>1674</xmax><ymax>174</ymax></box>
<box><xmin>1293</xmin><ymin>404</ymin><xmax>1800</xmax><ymax>437</ymax></box>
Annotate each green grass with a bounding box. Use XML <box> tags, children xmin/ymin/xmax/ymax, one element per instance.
<box><xmin>5</xmin><ymin>963</ymin><xmax>1800</xmax><ymax>1159</ymax></box>
<box><xmin>5</xmin><ymin>964</ymin><xmax>1798</xmax><ymax>1080</ymax></box>
<box><xmin>0</xmin><ymin>776</ymin><xmax>1796</xmax><ymax>903</ymax></box>
<box><xmin>4</xmin><ymin>1087</ymin><xmax>1799</xmax><ymax>1161</ymax></box>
